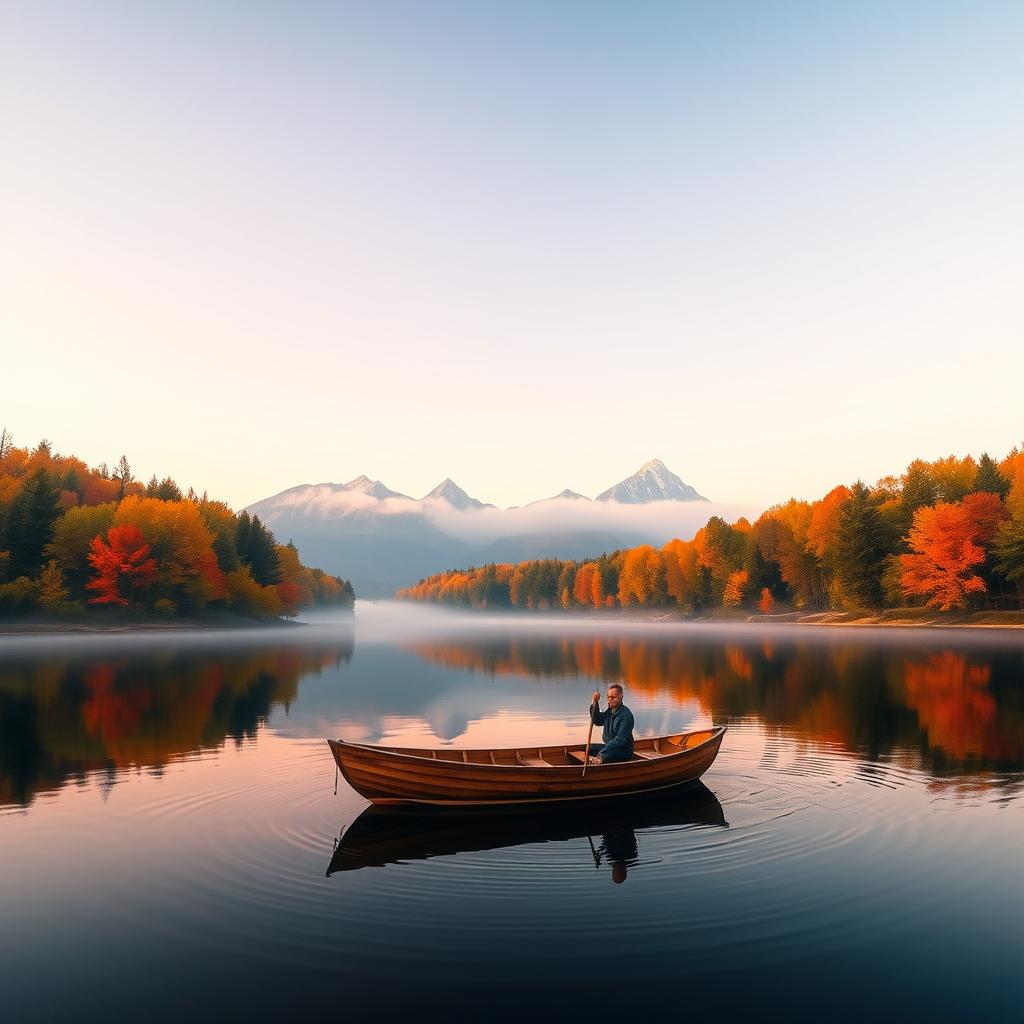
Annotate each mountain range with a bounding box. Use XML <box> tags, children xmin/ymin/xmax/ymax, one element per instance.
<box><xmin>246</xmin><ymin>459</ymin><xmax>716</xmax><ymax>598</ymax></box>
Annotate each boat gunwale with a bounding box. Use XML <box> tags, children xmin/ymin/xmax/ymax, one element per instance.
<box><xmin>330</xmin><ymin>726</ymin><xmax>726</xmax><ymax>773</ymax></box>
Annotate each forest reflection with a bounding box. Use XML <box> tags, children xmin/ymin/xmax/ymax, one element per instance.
<box><xmin>405</xmin><ymin>635</ymin><xmax>1024</xmax><ymax>777</ymax></box>
<box><xmin>0</xmin><ymin>639</ymin><xmax>354</xmax><ymax>808</ymax></box>
<box><xmin>3</xmin><ymin>625</ymin><xmax>1021</xmax><ymax>810</ymax></box>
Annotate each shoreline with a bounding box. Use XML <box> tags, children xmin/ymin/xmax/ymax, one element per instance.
<box><xmin>0</xmin><ymin>615</ymin><xmax>308</xmax><ymax>636</ymax></box>
<box><xmin>579</xmin><ymin>608</ymin><xmax>1024</xmax><ymax>630</ymax></box>
<box><xmin>3</xmin><ymin>605</ymin><xmax>1022</xmax><ymax>635</ymax></box>
<box><xmin>701</xmin><ymin>610</ymin><xmax>1024</xmax><ymax>630</ymax></box>
<box><xmin>389</xmin><ymin>601</ymin><xmax>1024</xmax><ymax>631</ymax></box>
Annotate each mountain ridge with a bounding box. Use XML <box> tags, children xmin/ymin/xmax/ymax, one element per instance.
<box><xmin>245</xmin><ymin>459</ymin><xmax>717</xmax><ymax>596</ymax></box>
<box><xmin>250</xmin><ymin>458</ymin><xmax>707</xmax><ymax>513</ymax></box>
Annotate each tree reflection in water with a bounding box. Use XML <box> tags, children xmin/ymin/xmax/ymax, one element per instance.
<box><xmin>0</xmin><ymin>639</ymin><xmax>354</xmax><ymax>807</ymax></box>
<box><xmin>405</xmin><ymin>633</ymin><xmax>1024</xmax><ymax>781</ymax></box>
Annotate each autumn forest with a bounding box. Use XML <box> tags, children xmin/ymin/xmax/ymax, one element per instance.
<box><xmin>399</xmin><ymin>448</ymin><xmax>1024</xmax><ymax>615</ymax></box>
<box><xmin>0</xmin><ymin>431</ymin><xmax>354</xmax><ymax>619</ymax></box>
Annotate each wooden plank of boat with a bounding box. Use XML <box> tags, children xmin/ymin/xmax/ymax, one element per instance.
<box><xmin>327</xmin><ymin>726</ymin><xmax>726</xmax><ymax>807</ymax></box>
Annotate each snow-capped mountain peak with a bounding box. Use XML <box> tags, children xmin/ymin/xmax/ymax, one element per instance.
<box><xmin>595</xmin><ymin>459</ymin><xmax>708</xmax><ymax>503</ymax></box>
<box><xmin>423</xmin><ymin>478</ymin><xmax>492</xmax><ymax>510</ymax></box>
<box><xmin>521</xmin><ymin>488</ymin><xmax>593</xmax><ymax>510</ymax></box>
<box><xmin>342</xmin><ymin>475</ymin><xmax>411</xmax><ymax>500</ymax></box>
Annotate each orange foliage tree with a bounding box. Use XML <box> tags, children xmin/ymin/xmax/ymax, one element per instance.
<box><xmin>899</xmin><ymin>492</ymin><xmax>1005</xmax><ymax>610</ymax></box>
<box><xmin>663</xmin><ymin>538</ymin><xmax>702</xmax><ymax>610</ymax></box>
<box><xmin>617</xmin><ymin>546</ymin><xmax>666</xmax><ymax>607</ymax></box>
<box><xmin>569</xmin><ymin>563</ymin><xmax>593</xmax><ymax>607</ymax></box>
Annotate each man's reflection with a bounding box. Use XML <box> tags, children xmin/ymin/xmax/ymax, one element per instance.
<box><xmin>588</xmin><ymin>830</ymin><xmax>638</xmax><ymax>884</ymax></box>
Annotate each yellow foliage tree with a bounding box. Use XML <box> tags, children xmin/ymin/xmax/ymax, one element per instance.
<box><xmin>39</xmin><ymin>560</ymin><xmax>69</xmax><ymax>610</ymax></box>
<box><xmin>112</xmin><ymin>495</ymin><xmax>226</xmax><ymax>607</ymax></box>
<box><xmin>723</xmin><ymin>569</ymin><xmax>749</xmax><ymax>607</ymax></box>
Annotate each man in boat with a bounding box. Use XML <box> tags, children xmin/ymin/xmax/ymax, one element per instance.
<box><xmin>586</xmin><ymin>684</ymin><xmax>635</xmax><ymax>765</ymax></box>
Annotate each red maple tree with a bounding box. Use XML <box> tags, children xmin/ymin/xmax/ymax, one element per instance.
<box><xmin>86</xmin><ymin>524</ymin><xmax>158</xmax><ymax>606</ymax></box>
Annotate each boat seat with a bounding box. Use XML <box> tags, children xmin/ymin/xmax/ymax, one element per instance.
<box><xmin>517</xmin><ymin>755</ymin><xmax>551</xmax><ymax>768</ymax></box>
<box><xmin>633</xmin><ymin>749</ymin><xmax>662</xmax><ymax>760</ymax></box>
<box><xmin>566</xmin><ymin>750</ymin><xmax>590</xmax><ymax>765</ymax></box>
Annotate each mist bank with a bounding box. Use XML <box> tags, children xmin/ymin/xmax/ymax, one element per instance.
<box><xmin>354</xmin><ymin>599</ymin><xmax>1024</xmax><ymax>637</ymax></box>
<box><xmin>248</xmin><ymin>493</ymin><xmax>759</xmax><ymax>598</ymax></box>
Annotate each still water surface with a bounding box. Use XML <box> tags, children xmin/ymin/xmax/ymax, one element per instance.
<box><xmin>1</xmin><ymin>603</ymin><xmax>1022</xmax><ymax>1020</ymax></box>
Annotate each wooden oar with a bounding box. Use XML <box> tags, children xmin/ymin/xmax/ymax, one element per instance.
<box><xmin>581</xmin><ymin>700</ymin><xmax>597</xmax><ymax>778</ymax></box>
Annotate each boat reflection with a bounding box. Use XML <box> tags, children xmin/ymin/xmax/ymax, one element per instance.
<box><xmin>327</xmin><ymin>783</ymin><xmax>727</xmax><ymax>882</ymax></box>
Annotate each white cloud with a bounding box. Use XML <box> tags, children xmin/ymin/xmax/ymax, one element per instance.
<box><xmin>258</xmin><ymin>485</ymin><xmax>761</xmax><ymax>545</ymax></box>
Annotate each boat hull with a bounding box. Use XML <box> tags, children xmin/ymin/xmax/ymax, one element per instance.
<box><xmin>328</xmin><ymin>727</ymin><xmax>726</xmax><ymax>807</ymax></box>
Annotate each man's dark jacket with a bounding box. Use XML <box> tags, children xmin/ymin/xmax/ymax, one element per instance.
<box><xmin>589</xmin><ymin>702</ymin><xmax>635</xmax><ymax>762</ymax></box>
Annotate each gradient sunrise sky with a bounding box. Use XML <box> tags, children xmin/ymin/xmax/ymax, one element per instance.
<box><xmin>2</xmin><ymin>1</ymin><xmax>1022</xmax><ymax>511</ymax></box>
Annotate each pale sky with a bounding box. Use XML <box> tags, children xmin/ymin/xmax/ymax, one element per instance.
<box><xmin>3</xmin><ymin>1</ymin><xmax>1022</xmax><ymax>511</ymax></box>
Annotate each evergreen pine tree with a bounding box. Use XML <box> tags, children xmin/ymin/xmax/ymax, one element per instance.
<box><xmin>972</xmin><ymin>453</ymin><xmax>1010</xmax><ymax>499</ymax></box>
<box><xmin>236</xmin><ymin>511</ymin><xmax>252</xmax><ymax>563</ymax></box>
<box><xmin>744</xmin><ymin>539</ymin><xmax>786</xmax><ymax>606</ymax></box>
<box><xmin>993</xmin><ymin>516</ymin><xmax>1024</xmax><ymax>606</ymax></box>
<box><xmin>62</xmin><ymin>468</ymin><xmax>84</xmax><ymax>504</ymax></box>
<box><xmin>556</xmin><ymin>562</ymin><xmax>575</xmax><ymax>606</ymax></box>
<box><xmin>239</xmin><ymin>515</ymin><xmax>282</xmax><ymax>585</ymax></box>
<box><xmin>7</xmin><ymin>468</ymin><xmax>62</xmax><ymax>578</ymax></box>
<box><xmin>833</xmin><ymin>481</ymin><xmax>887</xmax><ymax>608</ymax></box>
<box><xmin>211</xmin><ymin>529</ymin><xmax>240</xmax><ymax>573</ymax></box>
<box><xmin>898</xmin><ymin>461</ymin><xmax>938</xmax><ymax>537</ymax></box>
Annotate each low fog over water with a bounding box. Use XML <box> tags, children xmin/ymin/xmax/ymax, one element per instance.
<box><xmin>334</xmin><ymin>599</ymin><xmax>1024</xmax><ymax>652</ymax></box>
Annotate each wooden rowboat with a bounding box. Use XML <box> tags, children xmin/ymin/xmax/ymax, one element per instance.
<box><xmin>327</xmin><ymin>726</ymin><xmax>726</xmax><ymax>807</ymax></box>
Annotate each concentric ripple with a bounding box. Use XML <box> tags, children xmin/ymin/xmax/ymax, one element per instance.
<box><xmin>3</xmin><ymin>623</ymin><xmax>1023</xmax><ymax>1020</ymax></box>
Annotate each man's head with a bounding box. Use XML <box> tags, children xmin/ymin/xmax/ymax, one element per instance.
<box><xmin>607</xmin><ymin>684</ymin><xmax>624</xmax><ymax>710</ymax></box>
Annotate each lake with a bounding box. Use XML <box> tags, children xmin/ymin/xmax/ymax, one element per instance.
<box><xmin>1</xmin><ymin>603</ymin><xmax>1022</xmax><ymax>1021</ymax></box>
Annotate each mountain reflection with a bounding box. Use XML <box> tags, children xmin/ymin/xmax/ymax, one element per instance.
<box><xmin>327</xmin><ymin>783</ymin><xmax>726</xmax><ymax>878</ymax></box>
<box><xmin>0</xmin><ymin>640</ymin><xmax>354</xmax><ymax>808</ymax></box>
<box><xmin>406</xmin><ymin>635</ymin><xmax>1024</xmax><ymax>776</ymax></box>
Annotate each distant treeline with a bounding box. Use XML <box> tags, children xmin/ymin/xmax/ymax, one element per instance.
<box><xmin>0</xmin><ymin>431</ymin><xmax>355</xmax><ymax>618</ymax></box>
<box><xmin>398</xmin><ymin>448</ymin><xmax>1024</xmax><ymax>613</ymax></box>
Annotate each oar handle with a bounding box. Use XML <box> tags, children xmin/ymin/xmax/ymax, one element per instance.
<box><xmin>582</xmin><ymin>701</ymin><xmax>597</xmax><ymax>778</ymax></box>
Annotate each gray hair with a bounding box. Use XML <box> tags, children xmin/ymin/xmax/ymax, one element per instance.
<box><xmin>608</xmin><ymin>683</ymin><xmax>624</xmax><ymax>695</ymax></box>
